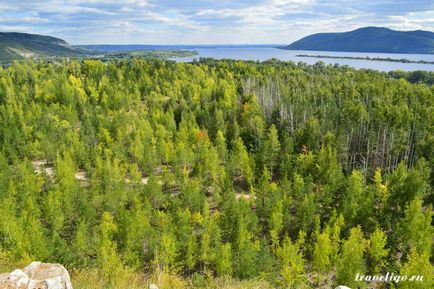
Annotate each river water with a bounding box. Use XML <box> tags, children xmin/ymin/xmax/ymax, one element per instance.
<box><xmin>172</xmin><ymin>47</ymin><xmax>434</xmax><ymax>71</ymax></box>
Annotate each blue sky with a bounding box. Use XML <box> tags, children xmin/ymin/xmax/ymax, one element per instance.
<box><xmin>0</xmin><ymin>0</ymin><xmax>433</xmax><ymax>44</ymax></box>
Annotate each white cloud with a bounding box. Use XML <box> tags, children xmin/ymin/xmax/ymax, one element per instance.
<box><xmin>0</xmin><ymin>0</ymin><xmax>432</xmax><ymax>44</ymax></box>
<box><xmin>387</xmin><ymin>11</ymin><xmax>434</xmax><ymax>30</ymax></box>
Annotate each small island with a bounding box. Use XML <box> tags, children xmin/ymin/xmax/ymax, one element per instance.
<box><xmin>296</xmin><ymin>54</ymin><xmax>434</xmax><ymax>65</ymax></box>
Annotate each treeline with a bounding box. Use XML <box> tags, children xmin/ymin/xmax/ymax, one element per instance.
<box><xmin>0</xmin><ymin>49</ymin><xmax>197</xmax><ymax>67</ymax></box>
<box><xmin>0</xmin><ymin>59</ymin><xmax>432</xmax><ymax>288</ymax></box>
<box><xmin>296</xmin><ymin>54</ymin><xmax>434</xmax><ymax>65</ymax></box>
<box><xmin>388</xmin><ymin>69</ymin><xmax>434</xmax><ymax>86</ymax></box>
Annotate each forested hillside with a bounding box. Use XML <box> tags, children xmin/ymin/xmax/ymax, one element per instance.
<box><xmin>285</xmin><ymin>27</ymin><xmax>434</xmax><ymax>54</ymax></box>
<box><xmin>0</xmin><ymin>59</ymin><xmax>432</xmax><ymax>289</ymax></box>
<box><xmin>0</xmin><ymin>31</ymin><xmax>197</xmax><ymax>65</ymax></box>
<box><xmin>0</xmin><ymin>32</ymin><xmax>86</xmax><ymax>63</ymax></box>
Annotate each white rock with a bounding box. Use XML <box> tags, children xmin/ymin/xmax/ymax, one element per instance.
<box><xmin>24</xmin><ymin>262</ymin><xmax>73</xmax><ymax>289</ymax></box>
<box><xmin>0</xmin><ymin>269</ymin><xmax>29</xmax><ymax>289</ymax></box>
<box><xmin>12</xmin><ymin>270</ymin><xmax>30</xmax><ymax>288</ymax></box>
<box><xmin>0</xmin><ymin>262</ymin><xmax>73</xmax><ymax>289</ymax></box>
<box><xmin>335</xmin><ymin>286</ymin><xmax>352</xmax><ymax>289</ymax></box>
<box><xmin>149</xmin><ymin>284</ymin><xmax>159</xmax><ymax>289</ymax></box>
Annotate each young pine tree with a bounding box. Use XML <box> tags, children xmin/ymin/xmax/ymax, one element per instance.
<box><xmin>269</xmin><ymin>199</ymin><xmax>284</xmax><ymax>251</ymax></box>
<box><xmin>234</xmin><ymin>218</ymin><xmax>259</xmax><ymax>279</ymax></box>
<box><xmin>97</xmin><ymin>212</ymin><xmax>124</xmax><ymax>286</ymax></box>
<box><xmin>156</xmin><ymin>233</ymin><xmax>179</xmax><ymax>273</ymax></box>
<box><xmin>261</xmin><ymin>125</ymin><xmax>281</xmax><ymax>176</ymax></box>
<box><xmin>367</xmin><ymin>228</ymin><xmax>389</xmax><ymax>274</ymax></box>
<box><xmin>397</xmin><ymin>198</ymin><xmax>433</xmax><ymax>256</ymax></box>
<box><xmin>215</xmin><ymin>243</ymin><xmax>232</xmax><ymax>277</ymax></box>
<box><xmin>341</xmin><ymin>170</ymin><xmax>365</xmax><ymax>225</ymax></box>
<box><xmin>312</xmin><ymin>228</ymin><xmax>332</xmax><ymax>273</ymax></box>
<box><xmin>277</xmin><ymin>235</ymin><xmax>307</xmax><ymax>289</ymax></box>
<box><xmin>336</xmin><ymin>226</ymin><xmax>367</xmax><ymax>288</ymax></box>
<box><xmin>398</xmin><ymin>248</ymin><xmax>433</xmax><ymax>289</ymax></box>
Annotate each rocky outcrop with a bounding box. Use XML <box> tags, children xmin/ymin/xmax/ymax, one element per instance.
<box><xmin>0</xmin><ymin>262</ymin><xmax>72</xmax><ymax>289</ymax></box>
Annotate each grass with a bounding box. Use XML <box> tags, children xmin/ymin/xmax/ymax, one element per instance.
<box><xmin>71</xmin><ymin>269</ymin><xmax>277</xmax><ymax>289</ymax></box>
<box><xmin>1</xmin><ymin>254</ymin><xmax>276</xmax><ymax>289</ymax></box>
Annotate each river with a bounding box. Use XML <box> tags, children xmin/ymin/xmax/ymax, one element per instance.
<box><xmin>171</xmin><ymin>46</ymin><xmax>434</xmax><ymax>71</ymax></box>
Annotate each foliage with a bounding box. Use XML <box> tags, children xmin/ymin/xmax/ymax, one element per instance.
<box><xmin>0</xmin><ymin>59</ymin><xmax>432</xmax><ymax>288</ymax></box>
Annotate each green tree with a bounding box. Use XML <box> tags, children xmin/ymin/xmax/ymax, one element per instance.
<box><xmin>398</xmin><ymin>198</ymin><xmax>433</xmax><ymax>256</ymax></box>
<box><xmin>269</xmin><ymin>200</ymin><xmax>284</xmax><ymax>251</ymax></box>
<box><xmin>157</xmin><ymin>233</ymin><xmax>179</xmax><ymax>272</ymax></box>
<box><xmin>296</xmin><ymin>192</ymin><xmax>317</xmax><ymax>233</ymax></box>
<box><xmin>261</xmin><ymin>125</ymin><xmax>281</xmax><ymax>175</ymax></box>
<box><xmin>97</xmin><ymin>212</ymin><xmax>123</xmax><ymax>286</ymax></box>
<box><xmin>234</xmin><ymin>218</ymin><xmax>259</xmax><ymax>279</ymax></box>
<box><xmin>231</xmin><ymin>137</ymin><xmax>255</xmax><ymax>189</ymax></box>
<box><xmin>336</xmin><ymin>226</ymin><xmax>367</xmax><ymax>288</ymax></box>
<box><xmin>398</xmin><ymin>249</ymin><xmax>433</xmax><ymax>289</ymax></box>
<box><xmin>313</xmin><ymin>228</ymin><xmax>332</xmax><ymax>273</ymax></box>
<box><xmin>327</xmin><ymin>211</ymin><xmax>345</xmax><ymax>264</ymax></box>
<box><xmin>215</xmin><ymin>243</ymin><xmax>232</xmax><ymax>276</ymax></box>
<box><xmin>367</xmin><ymin>228</ymin><xmax>389</xmax><ymax>274</ymax></box>
<box><xmin>341</xmin><ymin>170</ymin><xmax>365</xmax><ymax>224</ymax></box>
<box><xmin>277</xmin><ymin>235</ymin><xmax>307</xmax><ymax>288</ymax></box>
<box><xmin>71</xmin><ymin>220</ymin><xmax>92</xmax><ymax>267</ymax></box>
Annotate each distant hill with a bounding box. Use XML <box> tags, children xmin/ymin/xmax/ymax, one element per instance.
<box><xmin>0</xmin><ymin>32</ymin><xmax>86</xmax><ymax>63</ymax></box>
<box><xmin>284</xmin><ymin>27</ymin><xmax>434</xmax><ymax>54</ymax></box>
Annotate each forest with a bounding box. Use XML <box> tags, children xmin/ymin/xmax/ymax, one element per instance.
<box><xmin>0</xmin><ymin>59</ymin><xmax>432</xmax><ymax>289</ymax></box>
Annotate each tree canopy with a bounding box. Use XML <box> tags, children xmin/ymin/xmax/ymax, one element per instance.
<box><xmin>0</xmin><ymin>58</ymin><xmax>432</xmax><ymax>288</ymax></box>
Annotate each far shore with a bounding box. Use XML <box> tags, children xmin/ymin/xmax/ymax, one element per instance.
<box><xmin>296</xmin><ymin>54</ymin><xmax>434</xmax><ymax>65</ymax></box>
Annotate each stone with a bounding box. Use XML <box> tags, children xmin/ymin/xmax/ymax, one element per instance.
<box><xmin>0</xmin><ymin>269</ymin><xmax>29</xmax><ymax>289</ymax></box>
<box><xmin>149</xmin><ymin>284</ymin><xmax>159</xmax><ymax>289</ymax></box>
<box><xmin>0</xmin><ymin>262</ymin><xmax>73</xmax><ymax>289</ymax></box>
<box><xmin>335</xmin><ymin>286</ymin><xmax>352</xmax><ymax>289</ymax></box>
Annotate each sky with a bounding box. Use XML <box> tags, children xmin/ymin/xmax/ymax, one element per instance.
<box><xmin>0</xmin><ymin>0</ymin><xmax>433</xmax><ymax>45</ymax></box>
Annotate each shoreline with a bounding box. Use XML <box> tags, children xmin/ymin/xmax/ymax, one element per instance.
<box><xmin>296</xmin><ymin>54</ymin><xmax>434</xmax><ymax>65</ymax></box>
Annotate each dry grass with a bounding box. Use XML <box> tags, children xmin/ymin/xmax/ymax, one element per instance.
<box><xmin>71</xmin><ymin>268</ymin><xmax>147</xmax><ymax>289</ymax></box>
<box><xmin>71</xmin><ymin>269</ymin><xmax>276</xmax><ymax>289</ymax></box>
<box><xmin>207</xmin><ymin>277</ymin><xmax>275</xmax><ymax>289</ymax></box>
<box><xmin>0</xmin><ymin>254</ymin><xmax>276</xmax><ymax>289</ymax></box>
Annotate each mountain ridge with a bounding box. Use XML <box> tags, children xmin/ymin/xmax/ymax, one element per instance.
<box><xmin>284</xmin><ymin>27</ymin><xmax>434</xmax><ymax>54</ymax></box>
<box><xmin>0</xmin><ymin>32</ymin><xmax>86</xmax><ymax>63</ymax></box>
